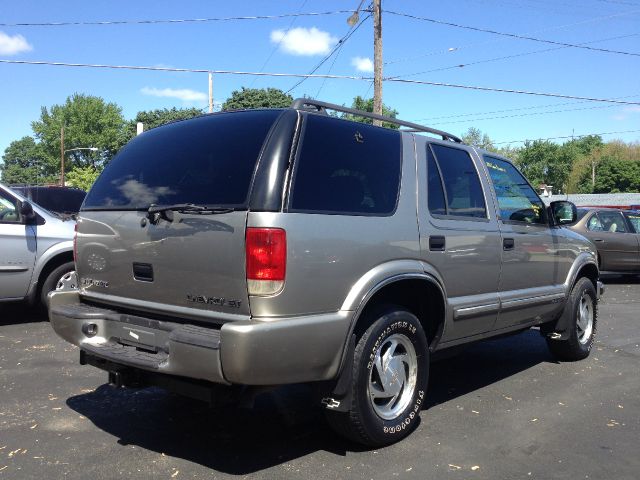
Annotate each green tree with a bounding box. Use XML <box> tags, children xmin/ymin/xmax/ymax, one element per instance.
<box><xmin>65</xmin><ymin>166</ymin><xmax>101</xmax><ymax>191</ymax></box>
<box><xmin>593</xmin><ymin>158</ymin><xmax>640</xmax><ymax>193</ymax></box>
<box><xmin>341</xmin><ymin>95</ymin><xmax>400</xmax><ymax>129</ymax></box>
<box><xmin>31</xmin><ymin>93</ymin><xmax>126</xmax><ymax>172</ymax></box>
<box><xmin>221</xmin><ymin>87</ymin><xmax>293</xmax><ymax>111</ymax></box>
<box><xmin>0</xmin><ymin>136</ymin><xmax>57</xmax><ymax>184</ymax></box>
<box><xmin>567</xmin><ymin>139</ymin><xmax>636</xmax><ymax>193</ymax></box>
<box><xmin>118</xmin><ymin>107</ymin><xmax>204</xmax><ymax>148</ymax></box>
<box><xmin>461</xmin><ymin>127</ymin><xmax>496</xmax><ymax>151</ymax></box>
<box><xmin>514</xmin><ymin>140</ymin><xmax>559</xmax><ymax>189</ymax></box>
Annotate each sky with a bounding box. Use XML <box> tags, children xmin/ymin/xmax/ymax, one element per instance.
<box><xmin>0</xmin><ymin>0</ymin><xmax>639</xmax><ymax>159</ymax></box>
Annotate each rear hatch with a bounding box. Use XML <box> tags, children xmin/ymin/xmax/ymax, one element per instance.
<box><xmin>76</xmin><ymin>109</ymin><xmax>284</xmax><ymax>321</ymax></box>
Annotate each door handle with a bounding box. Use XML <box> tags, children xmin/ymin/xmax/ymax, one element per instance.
<box><xmin>593</xmin><ymin>238</ymin><xmax>604</xmax><ymax>242</ymax></box>
<box><xmin>503</xmin><ymin>238</ymin><xmax>515</xmax><ymax>251</ymax></box>
<box><xmin>429</xmin><ymin>235</ymin><xmax>446</xmax><ymax>251</ymax></box>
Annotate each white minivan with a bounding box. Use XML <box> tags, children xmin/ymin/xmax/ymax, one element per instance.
<box><xmin>0</xmin><ymin>183</ymin><xmax>76</xmax><ymax>308</ymax></box>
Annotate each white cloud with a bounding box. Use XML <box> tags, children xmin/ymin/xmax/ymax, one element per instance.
<box><xmin>351</xmin><ymin>56</ymin><xmax>374</xmax><ymax>73</ymax></box>
<box><xmin>0</xmin><ymin>31</ymin><xmax>32</xmax><ymax>55</ymax></box>
<box><xmin>270</xmin><ymin>27</ymin><xmax>337</xmax><ymax>56</ymax></box>
<box><xmin>612</xmin><ymin>105</ymin><xmax>640</xmax><ymax>121</ymax></box>
<box><xmin>140</xmin><ymin>86</ymin><xmax>207</xmax><ymax>103</ymax></box>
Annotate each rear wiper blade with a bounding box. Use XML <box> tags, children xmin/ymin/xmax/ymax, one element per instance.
<box><xmin>147</xmin><ymin>203</ymin><xmax>234</xmax><ymax>223</ymax></box>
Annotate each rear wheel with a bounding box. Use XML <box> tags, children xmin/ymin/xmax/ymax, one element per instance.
<box><xmin>325</xmin><ymin>306</ymin><xmax>429</xmax><ymax>447</ymax></box>
<box><xmin>546</xmin><ymin>277</ymin><xmax>597</xmax><ymax>361</ymax></box>
<box><xmin>39</xmin><ymin>261</ymin><xmax>76</xmax><ymax>308</ymax></box>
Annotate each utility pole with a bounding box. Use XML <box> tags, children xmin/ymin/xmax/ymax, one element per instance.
<box><xmin>60</xmin><ymin>126</ymin><xmax>65</xmax><ymax>186</ymax></box>
<box><xmin>208</xmin><ymin>72</ymin><xmax>214</xmax><ymax>113</ymax></box>
<box><xmin>373</xmin><ymin>0</ymin><xmax>383</xmax><ymax>126</ymax></box>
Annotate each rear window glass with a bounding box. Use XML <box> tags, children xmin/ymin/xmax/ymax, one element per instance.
<box><xmin>83</xmin><ymin>110</ymin><xmax>281</xmax><ymax>210</ymax></box>
<box><xmin>289</xmin><ymin>114</ymin><xmax>401</xmax><ymax>215</ymax></box>
<box><xmin>25</xmin><ymin>187</ymin><xmax>86</xmax><ymax>214</ymax></box>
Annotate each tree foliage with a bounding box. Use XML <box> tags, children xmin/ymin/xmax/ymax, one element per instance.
<box><xmin>65</xmin><ymin>166</ymin><xmax>101</xmax><ymax>191</ymax></box>
<box><xmin>118</xmin><ymin>107</ymin><xmax>204</xmax><ymax>148</ymax></box>
<box><xmin>461</xmin><ymin>127</ymin><xmax>496</xmax><ymax>151</ymax></box>
<box><xmin>0</xmin><ymin>136</ymin><xmax>57</xmax><ymax>184</ymax></box>
<box><xmin>221</xmin><ymin>87</ymin><xmax>293</xmax><ymax>111</ymax></box>
<box><xmin>31</xmin><ymin>93</ymin><xmax>125</xmax><ymax>172</ymax></box>
<box><xmin>341</xmin><ymin>95</ymin><xmax>400</xmax><ymax>129</ymax></box>
<box><xmin>574</xmin><ymin>141</ymin><xmax>640</xmax><ymax>193</ymax></box>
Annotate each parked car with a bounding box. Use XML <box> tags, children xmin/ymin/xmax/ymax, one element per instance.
<box><xmin>10</xmin><ymin>185</ymin><xmax>86</xmax><ymax>216</ymax></box>
<box><xmin>49</xmin><ymin>99</ymin><xmax>603</xmax><ymax>447</ymax></box>
<box><xmin>569</xmin><ymin>207</ymin><xmax>640</xmax><ymax>274</ymax></box>
<box><xmin>0</xmin><ymin>183</ymin><xmax>77</xmax><ymax>308</ymax></box>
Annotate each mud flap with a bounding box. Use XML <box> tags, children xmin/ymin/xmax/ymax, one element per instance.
<box><xmin>313</xmin><ymin>334</ymin><xmax>355</xmax><ymax>413</ymax></box>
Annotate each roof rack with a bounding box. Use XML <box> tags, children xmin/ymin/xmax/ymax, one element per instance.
<box><xmin>291</xmin><ymin>98</ymin><xmax>462</xmax><ymax>143</ymax></box>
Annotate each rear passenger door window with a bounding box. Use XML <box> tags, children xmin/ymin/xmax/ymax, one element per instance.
<box><xmin>597</xmin><ymin>211</ymin><xmax>627</xmax><ymax>233</ymax></box>
<box><xmin>427</xmin><ymin>144</ymin><xmax>487</xmax><ymax>219</ymax></box>
<box><xmin>625</xmin><ymin>212</ymin><xmax>640</xmax><ymax>233</ymax></box>
<box><xmin>289</xmin><ymin>114</ymin><xmax>401</xmax><ymax>215</ymax></box>
<box><xmin>484</xmin><ymin>156</ymin><xmax>545</xmax><ymax>224</ymax></box>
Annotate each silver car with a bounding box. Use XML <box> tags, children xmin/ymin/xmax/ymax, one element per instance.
<box><xmin>0</xmin><ymin>183</ymin><xmax>76</xmax><ymax>307</ymax></box>
<box><xmin>49</xmin><ymin>99</ymin><xmax>603</xmax><ymax>447</ymax></box>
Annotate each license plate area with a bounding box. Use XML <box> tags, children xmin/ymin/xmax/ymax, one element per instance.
<box><xmin>118</xmin><ymin>326</ymin><xmax>159</xmax><ymax>353</ymax></box>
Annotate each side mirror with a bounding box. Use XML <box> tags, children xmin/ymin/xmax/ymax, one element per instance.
<box><xmin>549</xmin><ymin>200</ymin><xmax>577</xmax><ymax>226</ymax></box>
<box><xmin>19</xmin><ymin>201</ymin><xmax>36</xmax><ymax>222</ymax></box>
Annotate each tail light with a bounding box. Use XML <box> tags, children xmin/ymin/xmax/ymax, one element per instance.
<box><xmin>246</xmin><ymin>227</ymin><xmax>286</xmax><ymax>296</ymax></box>
<box><xmin>73</xmin><ymin>223</ymin><xmax>78</xmax><ymax>264</ymax></box>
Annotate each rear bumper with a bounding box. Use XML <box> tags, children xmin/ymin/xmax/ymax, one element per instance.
<box><xmin>48</xmin><ymin>291</ymin><xmax>351</xmax><ymax>386</ymax></box>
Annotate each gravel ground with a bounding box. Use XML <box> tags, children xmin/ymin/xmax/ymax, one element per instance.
<box><xmin>1</xmin><ymin>276</ymin><xmax>639</xmax><ymax>480</ymax></box>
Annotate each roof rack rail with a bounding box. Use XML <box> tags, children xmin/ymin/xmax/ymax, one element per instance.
<box><xmin>291</xmin><ymin>98</ymin><xmax>462</xmax><ymax>143</ymax></box>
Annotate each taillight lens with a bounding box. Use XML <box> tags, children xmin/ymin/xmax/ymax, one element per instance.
<box><xmin>246</xmin><ymin>227</ymin><xmax>286</xmax><ymax>296</ymax></box>
<box><xmin>73</xmin><ymin>223</ymin><xmax>78</xmax><ymax>264</ymax></box>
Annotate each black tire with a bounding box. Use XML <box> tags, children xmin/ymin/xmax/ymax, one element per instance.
<box><xmin>546</xmin><ymin>277</ymin><xmax>597</xmax><ymax>361</ymax></box>
<box><xmin>39</xmin><ymin>261</ymin><xmax>75</xmax><ymax>308</ymax></box>
<box><xmin>325</xmin><ymin>306</ymin><xmax>429</xmax><ymax>447</ymax></box>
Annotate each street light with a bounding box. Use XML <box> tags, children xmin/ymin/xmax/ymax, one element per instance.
<box><xmin>347</xmin><ymin>0</ymin><xmax>366</xmax><ymax>26</ymax></box>
<box><xmin>60</xmin><ymin>146</ymin><xmax>99</xmax><ymax>186</ymax></box>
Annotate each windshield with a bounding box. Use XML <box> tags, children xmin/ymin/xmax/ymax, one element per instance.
<box><xmin>83</xmin><ymin>109</ymin><xmax>282</xmax><ymax>210</ymax></box>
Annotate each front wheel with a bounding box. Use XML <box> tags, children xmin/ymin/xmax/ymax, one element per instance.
<box><xmin>325</xmin><ymin>306</ymin><xmax>429</xmax><ymax>447</ymax></box>
<box><xmin>546</xmin><ymin>277</ymin><xmax>597</xmax><ymax>361</ymax></box>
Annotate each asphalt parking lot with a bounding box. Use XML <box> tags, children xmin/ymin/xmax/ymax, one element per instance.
<box><xmin>1</xmin><ymin>276</ymin><xmax>639</xmax><ymax>480</ymax></box>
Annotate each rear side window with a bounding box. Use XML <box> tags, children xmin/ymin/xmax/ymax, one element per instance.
<box><xmin>428</xmin><ymin>144</ymin><xmax>487</xmax><ymax>218</ymax></box>
<box><xmin>83</xmin><ymin>110</ymin><xmax>281</xmax><ymax>210</ymax></box>
<box><xmin>289</xmin><ymin>114</ymin><xmax>401</xmax><ymax>215</ymax></box>
<box><xmin>625</xmin><ymin>212</ymin><xmax>640</xmax><ymax>233</ymax></box>
<box><xmin>597</xmin><ymin>211</ymin><xmax>627</xmax><ymax>233</ymax></box>
<box><xmin>29</xmin><ymin>188</ymin><xmax>86</xmax><ymax>214</ymax></box>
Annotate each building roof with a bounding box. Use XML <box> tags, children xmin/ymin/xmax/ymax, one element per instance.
<box><xmin>541</xmin><ymin>193</ymin><xmax>640</xmax><ymax>208</ymax></box>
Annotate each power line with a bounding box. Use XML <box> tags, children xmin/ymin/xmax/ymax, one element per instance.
<box><xmin>250</xmin><ymin>0</ymin><xmax>309</xmax><ymax>88</ymax></box>
<box><xmin>0</xmin><ymin>10</ymin><xmax>354</xmax><ymax>27</ymax></box>
<box><xmin>315</xmin><ymin>30</ymin><xmax>348</xmax><ymax>98</ymax></box>
<box><xmin>384</xmin><ymin>8</ymin><xmax>640</xmax><ymax>65</ymax></box>
<box><xmin>388</xmin><ymin>77</ymin><xmax>640</xmax><ymax>105</ymax></box>
<box><xmin>285</xmin><ymin>14</ymin><xmax>370</xmax><ymax>94</ymax></box>
<box><xmin>385</xmin><ymin>10</ymin><xmax>640</xmax><ymax>57</ymax></box>
<box><xmin>430</xmin><ymin>102</ymin><xmax>620</xmax><ymax>126</ymax></box>
<box><xmin>494</xmin><ymin>129</ymin><xmax>640</xmax><ymax>145</ymax></box>
<box><xmin>2</xmin><ymin>58</ymin><xmax>640</xmax><ymax>106</ymax></box>
<box><xmin>389</xmin><ymin>33</ymin><xmax>639</xmax><ymax>80</ymax></box>
<box><xmin>411</xmin><ymin>94</ymin><xmax>640</xmax><ymax>122</ymax></box>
